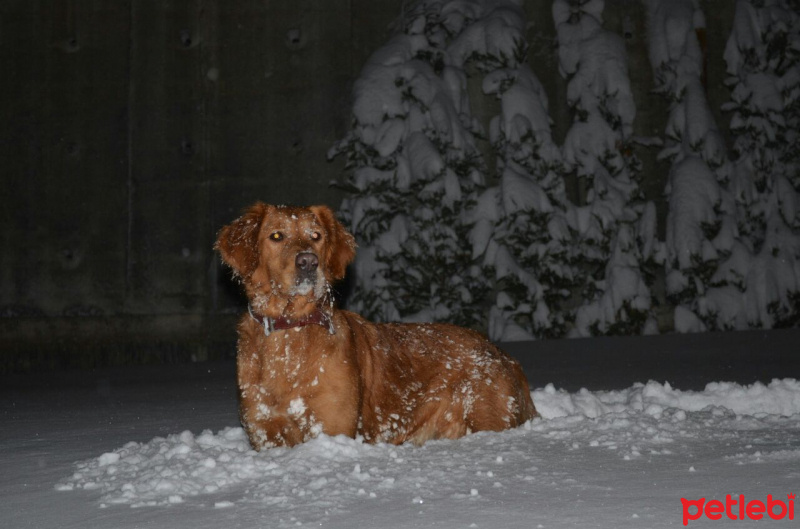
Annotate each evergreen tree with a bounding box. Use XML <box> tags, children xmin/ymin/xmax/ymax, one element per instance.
<box><xmin>330</xmin><ymin>1</ymin><xmax>525</xmax><ymax>327</ymax></box>
<box><xmin>646</xmin><ymin>0</ymin><xmax>740</xmax><ymax>332</ymax></box>
<box><xmin>475</xmin><ymin>63</ymin><xmax>578</xmax><ymax>340</ymax></box>
<box><xmin>720</xmin><ymin>0</ymin><xmax>800</xmax><ymax>327</ymax></box>
<box><xmin>554</xmin><ymin>0</ymin><xmax>659</xmax><ymax>336</ymax></box>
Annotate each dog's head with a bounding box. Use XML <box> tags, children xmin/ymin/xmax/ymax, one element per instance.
<box><xmin>215</xmin><ymin>203</ymin><xmax>356</xmax><ymax>319</ymax></box>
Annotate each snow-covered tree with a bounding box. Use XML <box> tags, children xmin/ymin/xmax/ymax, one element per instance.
<box><xmin>720</xmin><ymin>0</ymin><xmax>800</xmax><ymax>327</ymax></box>
<box><xmin>333</xmin><ymin>0</ymin><xmax>800</xmax><ymax>336</ymax></box>
<box><xmin>329</xmin><ymin>1</ymin><xmax>523</xmax><ymax>327</ymax></box>
<box><xmin>553</xmin><ymin>0</ymin><xmax>659</xmax><ymax>336</ymax></box>
<box><xmin>646</xmin><ymin>0</ymin><xmax>741</xmax><ymax>332</ymax></box>
<box><xmin>780</xmin><ymin>0</ymin><xmax>800</xmax><ymax>190</ymax></box>
<box><xmin>435</xmin><ymin>0</ymin><xmax>606</xmax><ymax>341</ymax></box>
<box><xmin>475</xmin><ymin>61</ymin><xmax>578</xmax><ymax>340</ymax></box>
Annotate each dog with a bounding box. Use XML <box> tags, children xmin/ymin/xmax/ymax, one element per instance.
<box><xmin>215</xmin><ymin>203</ymin><xmax>537</xmax><ymax>450</ymax></box>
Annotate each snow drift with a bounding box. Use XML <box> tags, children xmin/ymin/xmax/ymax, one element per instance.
<box><xmin>56</xmin><ymin>379</ymin><xmax>800</xmax><ymax>528</ymax></box>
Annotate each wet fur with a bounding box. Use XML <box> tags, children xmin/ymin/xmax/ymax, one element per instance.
<box><xmin>215</xmin><ymin>203</ymin><xmax>537</xmax><ymax>450</ymax></box>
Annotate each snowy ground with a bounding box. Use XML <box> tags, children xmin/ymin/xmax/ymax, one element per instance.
<box><xmin>3</xmin><ymin>360</ymin><xmax>800</xmax><ymax>528</ymax></box>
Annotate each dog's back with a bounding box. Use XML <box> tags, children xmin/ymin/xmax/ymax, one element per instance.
<box><xmin>343</xmin><ymin>311</ymin><xmax>537</xmax><ymax>445</ymax></box>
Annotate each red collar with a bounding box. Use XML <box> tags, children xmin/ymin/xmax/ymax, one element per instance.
<box><xmin>248</xmin><ymin>305</ymin><xmax>335</xmax><ymax>336</ymax></box>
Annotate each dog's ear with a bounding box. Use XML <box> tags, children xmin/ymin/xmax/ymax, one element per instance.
<box><xmin>215</xmin><ymin>202</ymin><xmax>270</xmax><ymax>280</ymax></box>
<box><xmin>310</xmin><ymin>205</ymin><xmax>356</xmax><ymax>281</ymax></box>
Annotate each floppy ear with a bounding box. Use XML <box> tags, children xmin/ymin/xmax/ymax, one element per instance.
<box><xmin>310</xmin><ymin>205</ymin><xmax>356</xmax><ymax>281</ymax></box>
<box><xmin>214</xmin><ymin>202</ymin><xmax>270</xmax><ymax>279</ymax></box>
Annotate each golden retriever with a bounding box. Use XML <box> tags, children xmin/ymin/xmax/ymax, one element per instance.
<box><xmin>215</xmin><ymin>203</ymin><xmax>536</xmax><ymax>450</ymax></box>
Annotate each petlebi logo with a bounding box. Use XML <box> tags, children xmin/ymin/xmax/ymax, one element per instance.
<box><xmin>681</xmin><ymin>494</ymin><xmax>796</xmax><ymax>526</ymax></box>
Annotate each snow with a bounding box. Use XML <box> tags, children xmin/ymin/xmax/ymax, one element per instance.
<box><xmin>55</xmin><ymin>379</ymin><xmax>800</xmax><ymax>526</ymax></box>
<box><xmin>447</xmin><ymin>3</ymin><xmax>526</xmax><ymax>68</ymax></box>
<box><xmin>646</xmin><ymin>0</ymin><xmax>705</xmax><ymax>86</ymax></box>
<box><xmin>6</xmin><ymin>361</ymin><xmax>800</xmax><ymax>528</ymax></box>
<box><xmin>665</xmin><ymin>155</ymin><xmax>721</xmax><ymax>270</ymax></box>
<box><xmin>500</xmin><ymin>163</ymin><xmax>552</xmax><ymax>215</ymax></box>
<box><xmin>350</xmin><ymin>34</ymin><xmax>429</xmax><ymax>126</ymax></box>
<box><xmin>486</xmin><ymin>65</ymin><xmax>555</xmax><ymax>151</ymax></box>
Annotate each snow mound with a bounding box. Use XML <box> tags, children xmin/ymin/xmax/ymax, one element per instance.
<box><xmin>54</xmin><ymin>428</ymin><xmax>265</xmax><ymax>506</ymax></box>
<box><xmin>57</xmin><ymin>380</ymin><xmax>800</xmax><ymax>526</ymax></box>
<box><xmin>534</xmin><ymin>378</ymin><xmax>800</xmax><ymax>419</ymax></box>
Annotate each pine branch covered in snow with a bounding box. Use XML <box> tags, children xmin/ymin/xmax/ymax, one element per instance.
<box><xmin>720</xmin><ymin>0</ymin><xmax>800</xmax><ymax>328</ymax></box>
<box><xmin>554</xmin><ymin>0</ymin><xmax>660</xmax><ymax>337</ymax></box>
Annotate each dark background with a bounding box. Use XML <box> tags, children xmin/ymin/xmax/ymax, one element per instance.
<box><xmin>0</xmin><ymin>1</ymin><xmax>745</xmax><ymax>372</ymax></box>
<box><xmin>0</xmin><ymin>0</ymin><xmax>400</xmax><ymax>371</ymax></box>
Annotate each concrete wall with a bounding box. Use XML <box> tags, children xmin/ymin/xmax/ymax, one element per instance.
<box><xmin>0</xmin><ymin>0</ymin><xmax>399</xmax><ymax>370</ymax></box>
<box><xmin>0</xmin><ymin>1</ymin><xmax>739</xmax><ymax>371</ymax></box>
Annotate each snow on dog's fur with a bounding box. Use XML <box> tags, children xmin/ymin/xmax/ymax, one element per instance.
<box><xmin>215</xmin><ymin>203</ymin><xmax>536</xmax><ymax>450</ymax></box>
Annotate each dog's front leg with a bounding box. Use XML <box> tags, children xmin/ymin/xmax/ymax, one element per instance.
<box><xmin>239</xmin><ymin>391</ymin><xmax>304</xmax><ymax>450</ymax></box>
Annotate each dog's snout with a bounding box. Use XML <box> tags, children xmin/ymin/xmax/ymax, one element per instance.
<box><xmin>296</xmin><ymin>252</ymin><xmax>319</xmax><ymax>273</ymax></box>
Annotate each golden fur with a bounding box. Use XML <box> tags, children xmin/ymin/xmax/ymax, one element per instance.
<box><xmin>215</xmin><ymin>203</ymin><xmax>536</xmax><ymax>450</ymax></box>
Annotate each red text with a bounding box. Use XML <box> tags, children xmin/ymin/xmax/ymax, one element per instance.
<box><xmin>681</xmin><ymin>494</ymin><xmax>795</xmax><ymax>526</ymax></box>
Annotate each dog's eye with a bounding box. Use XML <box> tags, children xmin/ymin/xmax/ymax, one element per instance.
<box><xmin>310</xmin><ymin>231</ymin><xmax>321</xmax><ymax>241</ymax></box>
<box><xmin>269</xmin><ymin>232</ymin><xmax>284</xmax><ymax>242</ymax></box>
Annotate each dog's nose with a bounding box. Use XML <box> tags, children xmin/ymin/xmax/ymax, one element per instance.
<box><xmin>296</xmin><ymin>252</ymin><xmax>319</xmax><ymax>273</ymax></box>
